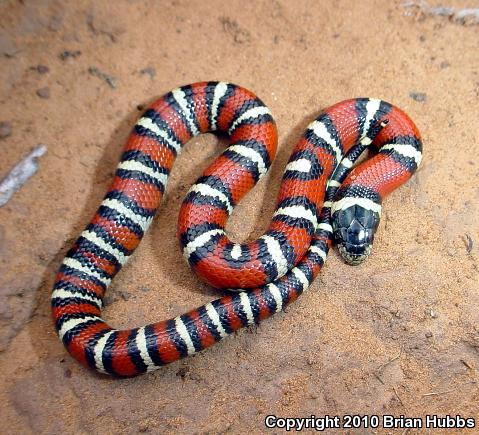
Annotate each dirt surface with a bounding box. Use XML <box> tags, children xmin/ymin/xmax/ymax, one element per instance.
<box><xmin>0</xmin><ymin>0</ymin><xmax>478</xmax><ymax>433</ymax></box>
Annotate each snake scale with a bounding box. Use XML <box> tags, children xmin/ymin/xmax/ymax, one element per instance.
<box><xmin>51</xmin><ymin>82</ymin><xmax>422</xmax><ymax>376</ymax></box>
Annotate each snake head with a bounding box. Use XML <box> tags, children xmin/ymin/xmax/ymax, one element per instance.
<box><xmin>332</xmin><ymin>203</ymin><xmax>381</xmax><ymax>265</ymax></box>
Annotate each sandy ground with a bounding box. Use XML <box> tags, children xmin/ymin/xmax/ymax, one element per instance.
<box><xmin>0</xmin><ymin>0</ymin><xmax>478</xmax><ymax>433</ymax></box>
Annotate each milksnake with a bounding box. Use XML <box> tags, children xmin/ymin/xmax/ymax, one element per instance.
<box><xmin>51</xmin><ymin>82</ymin><xmax>422</xmax><ymax>376</ymax></box>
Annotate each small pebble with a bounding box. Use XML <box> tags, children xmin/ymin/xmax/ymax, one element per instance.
<box><xmin>118</xmin><ymin>290</ymin><xmax>131</xmax><ymax>301</ymax></box>
<box><xmin>31</xmin><ymin>65</ymin><xmax>49</xmax><ymax>74</ymax></box>
<box><xmin>409</xmin><ymin>92</ymin><xmax>427</xmax><ymax>102</ymax></box>
<box><xmin>103</xmin><ymin>295</ymin><xmax>114</xmax><ymax>306</ymax></box>
<box><xmin>36</xmin><ymin>87</ymin><xmax>51</xmax><ymax>99</ymax></box>
<box><xmin>464</xmin><ymin>234</ymin><xmax>474</xmax><ymax>253</ymax></box>
<box><xmin>37</xmin><ymin>65</ymin><xmax>50</xmax><ymax>74</ymax></box>
<box><xmin>189</xmin><ymin>372</ymin><xmax>201</xmax><ymax>381</ymax></box>
<box><xmin>0</xmin><ymin>121</ymin><xmax>12</xmax><ymax>139</ymax></box>
<box><xmin>176</xmin><ymin>367</ymin><xmax>189</xmax><ymax>378</ymax></box>
<box><xmin>138</xmin><ymin>423</ymin><xmax>149</xmax><ymax>433</ymax></box>
<box><xmin>425</xmin><ymin>332</ymin><xmax>433</xmax><ymax>338</ymax></box>
<box><xmin>59</xmin><ymin>50</ymin><xmax>81</xmax><ymax>61</ymax></box>
<box><xmin>139</xmin><ymin>67</ymin><xmax>156</xmax><ymax>79</ymax></box>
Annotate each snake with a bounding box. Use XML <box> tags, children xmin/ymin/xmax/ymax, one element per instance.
<box><xmin>51</xmin><ymin>82</ymin><xmax>422</xmax><ymax>376</ymax></box>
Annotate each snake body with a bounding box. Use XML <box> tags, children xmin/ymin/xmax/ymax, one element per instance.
<box><xmin>51</xmin><ymin>82</ymin><xmax>422</xmax><ymax>376</ymax></box>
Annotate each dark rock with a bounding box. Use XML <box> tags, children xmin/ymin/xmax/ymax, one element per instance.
<box><xmin>103</xmin><ymin>295</ymin><xmax>114</xmax><ymax>306</ymax></box>
<box><xmin>36</xmin><ymin>87</ymin><xmax>51</xmax><ymax>99</ymax></box>
<box><xmin>0</xmin><ymin>121</ymin><xmax>12</xmax><ymax>138</ymax></box>
<box><xmin>464</xmin><ymin>234</ymin><xmax>474</xmax><ymax>253</ymax></box>
<box><xmin>409</xmin><ymin>92</ymin><xmax>427</xmax><ymax>102</ymax></box>
<box><xmin>138</xmin><ymin>422</ymin><xmax>150</xmax><ymax>433</ymax></box>
<box><xmin>59</xmin><ymin>50</ymin><xmax>81</xmax><ymax>61</ymax></box>
<box><xmin>36</xmin><ymin>65</ymin><xmax>50</xmax><ymax>74</ymax></box>
<box><xmin>176</xmin><ymin>366</ymin><xmax>189</xmax><ymax>378</ymax></box>
<box><xmin>118</xmin><ymin>290</ymin><xmax>131</xmax><ymax>301</ymax></box>
<box><xmin>219</xmin><ymin>16</ymin><xmax>251</xmax><ymax>44</ymax></box>
<box><xmin>140</xmin><ymin>67</ymin><xmax>156</xmax><ymax>79</ymax></box>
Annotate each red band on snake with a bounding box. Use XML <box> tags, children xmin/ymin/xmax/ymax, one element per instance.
<box><xmin>51</xmin><ymin>82</ymin><xmax>422</xmax><ymax>376</ymax></box>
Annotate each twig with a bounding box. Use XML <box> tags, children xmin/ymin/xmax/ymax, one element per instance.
<box><xmin>373</xmin><ymin>372</ymin><xmax>385</xmax><ymax>385</ymax></box>
<box><xmin>423</xmin><ymin>380</ymin><xmax>477</xmax><ymax>398</ymax></box>
<box><xmin>377</xmin><ymin>347</ymin><xmax>402</xmax><ymax>372</ymax></box>
<box><xmin>422</xmin><ymin>389</ymin><xmax>454</xmax><ymax>397</ymax></box>
<box><xmin>372</xmin><ymin>348</ymin><xmax>402</xmax><ymax>385</ymax></box>
<box><xmin>393</xmin><ymin>386</ymin><xmax>404</xmax><ymax>405</ymax></box>
<box><xmin>88</xmin><ymin>67</ymin><xmax>117</xmax><ymax>89</ymax></box>
<box><xmin>0</xmin><ymin>145</ymin><xmax>47</xmax><ymax>206</ymax></box>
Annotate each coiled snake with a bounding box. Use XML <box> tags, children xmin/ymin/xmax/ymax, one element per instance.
<box><xmin>51</xmin><ymin>82</ymin><xmax>422</xmax><ymax>376</ymax></box>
